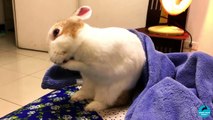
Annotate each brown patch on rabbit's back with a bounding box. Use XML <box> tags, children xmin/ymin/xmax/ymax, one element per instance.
<box><xmin>55</xmin><ymin>19</ymin><xmax>84</xmax><ymax>38</ymax></box>
<box><xmin>63</xmin><ymin>19</ymin><xmax>84</xmax><ymax>38</ymax></box>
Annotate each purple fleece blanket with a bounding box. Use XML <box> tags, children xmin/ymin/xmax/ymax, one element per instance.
<box><xmin>42</xmin><ymin>65</ymin><xmax>81</xmax><ymax>89</ymax></box>
<box><xmin>126</xmin><ymin>30</ymin><xmax>213</xmax><ymax>120</ymax></box>
<box><xmin>42</xmin><ymin>30</ymin><xmax>213</xmax><ymax>120</ymax></box>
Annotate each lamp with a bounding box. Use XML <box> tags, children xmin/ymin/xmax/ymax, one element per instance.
<box><xmin>161</xmin><ymin>0</ymin><xmax>192</xmax><ymax>15</ymax></box>
<box><xmin>148</xmin><ymin>0</ymin><xmax>192</xmax><ymax>35</ymax></box>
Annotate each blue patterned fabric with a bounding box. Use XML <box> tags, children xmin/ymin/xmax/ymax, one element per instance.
<box><xmin>0</xmin><ymin>85</ymin><xmax>102</xmax><ymax>120</ymax></box>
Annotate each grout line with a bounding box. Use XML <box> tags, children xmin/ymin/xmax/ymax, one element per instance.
<box><xmin>0</xmin><ymin>55</ymin><xmax>31</xmax><ymax>67</ymax></box>
<box><xmin>29</xmin><ymin>75</ymin><xmax>42</xmax><ymax>79</ymax></box>
<box><xmin>0</xmin><ymin>98</ymin><xmax>22</xmax><ymax>107</ymax></box>
<box><xmin>0</xmin><ymin>67</ymin><xmax>28</xmax><ymax>78</ymax></box>
<box><xmin>26</xmin><ymin>68</ymin><xmax>48</xmax><ymax>79</ymax></box>
<box><xmin>7</xmin><ymin>51</ymin><xmax>42</xmax><ymax>58</ymax></box>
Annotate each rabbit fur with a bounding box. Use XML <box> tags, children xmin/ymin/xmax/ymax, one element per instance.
<box><xmin>47</xmin><ymin>6</ymin><xmax>146</xmax><ymax>111</ymax></box>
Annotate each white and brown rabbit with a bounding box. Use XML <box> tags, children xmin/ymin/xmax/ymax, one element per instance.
<box><xmin>47</xmin><ymin>6</ymin><xmax>146</xmax><ymax>111</ymax></box>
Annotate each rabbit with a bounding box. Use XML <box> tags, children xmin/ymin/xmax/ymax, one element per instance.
<box><xmin>47</xmin><ymin>6</ymin><xmax>146</xmax><ymax>112</ymax></box>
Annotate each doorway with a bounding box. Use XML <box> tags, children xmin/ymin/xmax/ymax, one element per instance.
<box><xmin>0</xmin><ymin>0</ymin><xmax>15</xmax><ymax>46</ymax></box>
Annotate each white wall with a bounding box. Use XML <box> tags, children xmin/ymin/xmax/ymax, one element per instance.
<box><xmin>186</xmin><ymin>0</ymin><xmax>213</xmax><ymax>55</ymax></box>
<box><xmin>0</xmin><ymin>0</ymin><xmax>5</xmax><ymax>24</ymax></box>
<box><xmin>79</xmin><ymin>0</ymin><xmax>148</xmax><ymax>28</ymax></box>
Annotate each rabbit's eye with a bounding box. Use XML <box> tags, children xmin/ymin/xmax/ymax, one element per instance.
<box><xmin>53</xmin><ymin>28</ymin><xmax>60</xmax><ymax>38</ymax></box>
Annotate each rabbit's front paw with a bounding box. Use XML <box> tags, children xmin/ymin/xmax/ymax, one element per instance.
<box><xmin>60</xmin><ymin>61</ymin><xmax>70</xmax><ymax>70</ymax></box>
<box><xmin>71</xmin><ymin>91</ymin><xmax>90</xmax><ymax>102</ymax></box>
<box><xmin>49</xmin><ymin>49</ymin><xmax>68</xmax><ymax>65</ymax></box>
<box><xmin>85</xmin><ymin>101</ymin><xmax>108</xmax><ymax>111</ymax></box>
<box><xmin>60</xmin><ymin>60</ymin><xmax>85</xmax><ymax>71</ymax></box>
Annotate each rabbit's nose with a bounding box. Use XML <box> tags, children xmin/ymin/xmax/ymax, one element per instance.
<box><xmin>53</xmin><ymin>28</ymin><xmax>60</xmax><ymax>39</ymax></box>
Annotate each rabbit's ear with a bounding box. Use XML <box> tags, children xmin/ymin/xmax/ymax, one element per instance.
<box><xmin>72</xmin><ymin>6</ymin><xmax>92</xmax><ymax>20</ymax></box>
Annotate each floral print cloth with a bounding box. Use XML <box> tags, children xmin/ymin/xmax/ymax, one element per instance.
<box><xmin>0</xmin><ymin>85</ymin><xmax>102</xmax><ymax>120</ymax></box>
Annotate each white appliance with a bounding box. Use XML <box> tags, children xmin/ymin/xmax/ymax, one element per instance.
<box><xmin>13</xmin><ymin>0</ymin><xmax>148</xmax><ymax>51</ymax></box>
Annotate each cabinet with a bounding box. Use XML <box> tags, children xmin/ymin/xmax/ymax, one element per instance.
<box><xmin>12</xmin><ymin>0</ymin><xmax>148</xmax><ymax>51</ymax></box>
<box><xmin>13</xmin><ymin>0</ymin><xmax>77</xmax><ymax>51</ymax></box>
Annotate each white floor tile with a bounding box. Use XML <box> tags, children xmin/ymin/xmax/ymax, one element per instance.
<box><xmin>0</xmin><ymin>33</ymin><xmax>16</xmax><ymax>52</ymax></box>
<box><xmin>0</xmin><ymin>99</ymin><xmax>21</xmax><ymax>118</ymax></box>
<box><xmin>0</xmin><ymin>68</ymin><xmax>26</xmax><ymax>87</ymax></box>
<box><xmin>0</xmin><ymin>76</ymin><xmax>52</xmax><ymax>106</ymax></box>
<box><xmin>30</xmin><ymin>69</ymin><xmax>47</xmax><ymax>79</ymax></box>
<box><xmin>1</xmin><ymin>57</ymin><xmax>53</xmax><ymax>75</ymax></box>
<box><xmin>33</xmin><ymin>52</ymin><xmax>50</xmax><ymax>61</ymax></box>
<box><xmin>0</xmin><ymin>32</ymin><xmax>53</xmax><ymax>115</ymax></box>
<box><xmin>0</xmin><ymin>52</ymin><xmax>29</xmax><ymax>66</ymax></box>
<box><xmin>8</xmin><ymin>48</ymin><xmax>43</xmax><ymax>57</ymax></box>
<box><xmin>0</xmin><ymin>45</ymin><xmax>17</xmax><ymax>52</ymax></box>
<box><xmin>0</xmin><ymin>51</ymin><xmax>7</xmax><ymax>54</ymax></box>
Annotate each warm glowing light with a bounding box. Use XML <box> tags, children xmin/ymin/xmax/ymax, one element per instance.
<box><xmin>148</xmin><ymin>25</ymin><xmax>184</xmax><ymax>35</ymax></box>
<box><xmin>161</xmin><ymin>0</ymin><xmax>192</xmax><ymax>15</ymax></box>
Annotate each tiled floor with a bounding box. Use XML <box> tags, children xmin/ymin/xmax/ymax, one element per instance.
<box><xmin>0</xmin><ymin>32</ymin><xmax>53</xmax><ymax>117</ymax></box>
